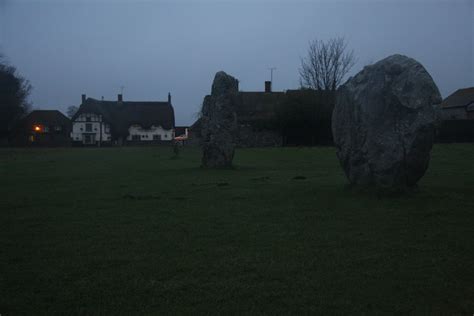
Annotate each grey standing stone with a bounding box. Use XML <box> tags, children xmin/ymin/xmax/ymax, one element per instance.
<box><xmin>200</xmin><ymin>71</ymin><xmax>239</xmax><ymax>168</ymax></box>
<box><xmin>332</xmin><ymin>54</ymin><xmax>442</xmax><ymax>188</ymax></box>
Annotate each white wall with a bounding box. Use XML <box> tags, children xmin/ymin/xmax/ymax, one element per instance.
<box><xmin>127</xmin><ymin>125</ymin><xmax>173</xmax><ymax>141</ymax></box>
<box><xmin>70</xmin><ymin>113</ymin><xmax>111</xmax><ymax>142</ymax></box>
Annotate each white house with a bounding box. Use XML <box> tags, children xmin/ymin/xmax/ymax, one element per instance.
<box><xmin>71</xmin><ymin>112</ymin><xmax>112</xmax><ymax>145</ymax></box>
<box><xmin>127</xmin><ymin>124</ymin><xmax>173</xmax><ymax>142</ymax></box>
<box><xmin>71</xmin><ymin>93</ymin><xmax>175</xmax><ymax>146</ymax></box>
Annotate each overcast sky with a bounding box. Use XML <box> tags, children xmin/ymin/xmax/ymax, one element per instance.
<box><xmin>1</xmin><ymin>0</ymin><xmax>473</xmax><ymax>125</ymax></box>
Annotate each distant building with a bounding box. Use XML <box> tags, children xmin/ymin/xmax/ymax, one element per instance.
<box><xmin>191</xmin><ymin>81</ymin><xmax>335</xmax><ymax>147</ymax></box>
<box><xmin>440</xmin><ymin>87</ymin><xmax>474</xmax><ymax>120</ymax></box>
<box><xmin>236</xmin><ymin>82</ymin><xmax>286</xmax><ymax>125</ymax></box>
<box><xmin>71</xmin><ymin>94</ymin><xmax>175</xmax><ymax>146</ymax></box>
<box><xmin>11</xmin><ymin>110</ymin><xmax>71</xmax><ymax>147</ymax></box>
<box><xmin>174</xmin><ymin>126</ymin><xmax>189</xmax><ymax>141</ymax></box>
<box><xmin>233</xmin><ymin>81</ymin><xmax>286</xmax><ymax>147</ymax></box>
<box><xmin>437</xmin><ymin>87</ymin><xmax>474</xmax><ymax>143</ymax></box>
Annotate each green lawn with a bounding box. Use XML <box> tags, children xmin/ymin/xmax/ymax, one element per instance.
<box><xmin>1</xmin><ymin>145</ymin><xmax>473</xmax><ymax>315</ymax></box>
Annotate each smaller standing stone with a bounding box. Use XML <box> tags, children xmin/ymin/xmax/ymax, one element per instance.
<box><xmin>200</xmin><ymin>71</ymin><xmax>239</xmax><ymax>168</ymax></box>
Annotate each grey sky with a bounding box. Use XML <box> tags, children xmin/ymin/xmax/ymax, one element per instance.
<box><xmin>1</xmin><ymin>0</ymin><xmax>473</xmax><ymax>125</ymax></box>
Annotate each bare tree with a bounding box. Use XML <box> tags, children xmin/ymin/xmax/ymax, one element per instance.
<box><xmin>299</xmin><ymin>37</ymin><xmax>356</xmax><ymax>91</ymax></box>
<box><xmin>66</xmin><ymin>105</ymin><xmax>79</xmax><ymax>118</ymax></box>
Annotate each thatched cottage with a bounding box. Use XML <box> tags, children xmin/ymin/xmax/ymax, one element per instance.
<box><xmin>71</xmin><ymin>94</ymin><xmax>175</xmax><ymax>146</ymax></box>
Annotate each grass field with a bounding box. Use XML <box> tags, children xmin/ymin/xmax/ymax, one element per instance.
<box><xmin>1</xmin><ymin>144</ymin><xmax>473</xmax><ymax>314</ymax></box>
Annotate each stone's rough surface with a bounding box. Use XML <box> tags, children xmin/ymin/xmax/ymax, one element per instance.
<box><xmin>211</xmin><ymin>71</ymin><xmax>239</xmax><ymax>96</ymax></box>
<box><xmin>332</xmin><ymin>54</ymin><xmax>442</xmax><ymax>188</ymax></box>
<box><xmin>200</xmin><ymin>71</ymin><xmax>239</xmax><ymax>168</ymax></box>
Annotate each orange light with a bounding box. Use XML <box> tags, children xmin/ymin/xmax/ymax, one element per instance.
<box><xmin>34</xmin><ymin>125</ymin><xmax>41</xmax><ymax>132</ymax></box>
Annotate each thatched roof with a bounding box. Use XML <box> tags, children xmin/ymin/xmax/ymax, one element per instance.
<box><xmin>191</xmin><ymin>89</ymin><xmax>336</xmax><ymax>134</ymax></box>
<box><xmin>73</xmin><ymin>98</ymin><xmax>175</xmax><ymax>137</ymax></box>
<box><xmin>235</xmin><ymin>92</ymin><xmax>286</xmax><ymax>122</ymax></box>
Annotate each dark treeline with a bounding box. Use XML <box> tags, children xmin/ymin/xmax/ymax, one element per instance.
<box><xmin>436</xmin><ymin>120</ymin><xmax>474</xmax><ymax>143</ymax></box>
<box><xmin>276</xmin><ymin>89</ymin><xmax>335</xmax><ymax>146</ymax></box>
<box><xmin>0</xmin><ymin>54</ymin><xmax>31</xmax><ymax>144</ymax></box>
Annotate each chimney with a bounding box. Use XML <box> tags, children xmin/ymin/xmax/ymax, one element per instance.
<box><xmin>81</xmin><ymin>94</ymin><xmax>86</xmax><ymax>103</ymax></box>
<box><xmin>118</xmin><ymin>94</ymin><xmax>123</xmax><ymax>102</ymax></box>
<box><xmin>265</xmin><ymin>81</ymin><xmax>272</xmax><ymax>93</ymax></box>
<box><xmin>168</xmin><ymin>92</ymin><xmax>171</xmax><ymax>104</ymax></box>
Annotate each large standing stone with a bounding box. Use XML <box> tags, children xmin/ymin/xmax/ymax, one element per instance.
<box><xmin>200</xmin><ymin>71</ymin><xmax>239</xmax><ymax>168</ymax></box>
<box><xmin>332</xmin><ymin>54</ymin><xmax>442</xmax><ymax>188</ymax></box>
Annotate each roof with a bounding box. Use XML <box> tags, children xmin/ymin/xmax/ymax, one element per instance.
<box><xmin>73</xmin><ymin>98</ymin><xmax>175</xmax><ymax>136</ymax></box>
<box><xmin>193</xmin><ymin>89</ymin><xmax>336</xmax><ymax>131</ymax></box>
<box><xmin>14</xmin><ymin>110</ymin><xmax>71</xmax><ymax>133</ymax></box>
<box><xmin>23</xmin><ymin>110</ymin><xmax>70</xmax><ymax>126</ymax></box>
<box><xmin>441</xmin><ymin>87</ymin><xmax>474</xmax><ymax>109</ymax></box>
<box><xmin>234</xmin><ymin>91</ymin><xmax>286</xmax><ymax>122</ymax></box>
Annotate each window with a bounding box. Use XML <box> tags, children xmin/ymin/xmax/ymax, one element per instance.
<box><xmin>163</xmin><ymin>134</ymin><xmax>167</xmax><ymax>139</ymax></box>
<box><xmin>86</xmin><ymin>116</ymin><xmax>91</xmax><ymax>122</ymax></box>
<box><xmin>153</xmin><ymin>135</ymin><xmax>161</xmax><ymax>141</ymax></box>
<box><xmin>85</xmin><ymin>123</ymin><xmax>92</xmax><ymax>132</ymax></box>
<box><xmin>132</xmin><ymin>135</ymin><xmax>140</xmax><ymax>141</ymax></box>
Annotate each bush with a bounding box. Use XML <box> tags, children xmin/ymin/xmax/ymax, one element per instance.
<box><xmin>436</xmin><ymin>120</ymin><xmax>474</xmax><ymax>143</ymax></box>
<box><xmin>276</xmin><ymin>89</ymin><xmax>335</xmax><ymax>145</ymax></box>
